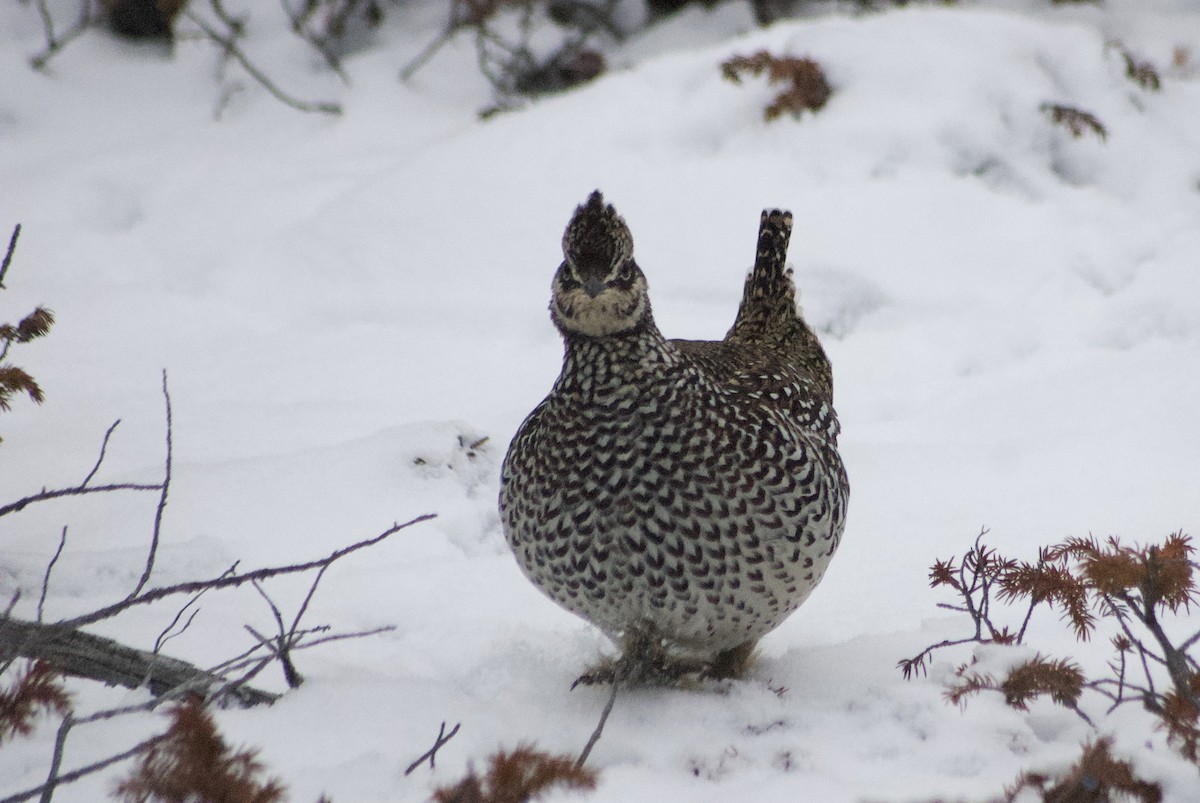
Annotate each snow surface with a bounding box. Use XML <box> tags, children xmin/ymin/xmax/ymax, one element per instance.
<box><xmin>2</xmin><ymin>0</ymin><xmax>1200</xmax><ymax>800</ymax></box>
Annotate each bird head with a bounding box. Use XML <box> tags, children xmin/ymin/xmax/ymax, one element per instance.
<box><xmin>551</xmin><ymin>191</ymin><xmax>651</xmax><ymax>337</ymax></box>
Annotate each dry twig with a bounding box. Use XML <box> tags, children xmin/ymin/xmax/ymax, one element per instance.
<box><xmin>405</xmin><ymin>720</ymin><xmax>462</xmax><ymax>775</ymax></box>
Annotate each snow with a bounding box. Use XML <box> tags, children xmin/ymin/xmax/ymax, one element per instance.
<box><xmin>2</xmin><ymin>0</ymin><xmax>1200</xmax><ymax>800</ymax></box>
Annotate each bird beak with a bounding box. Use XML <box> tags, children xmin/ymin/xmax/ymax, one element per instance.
<box><xmin>583</xmin><ymin>278</ymin><xmax>605</xmax><ymax>298</ymax></box>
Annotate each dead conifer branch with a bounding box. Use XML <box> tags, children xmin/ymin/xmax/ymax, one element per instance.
<box><xmin>0</xmin><ymin>617</ymin><xmax>278</xmax><ymax>708</ymax></box>
<box><xmin>405</xmin><ymin>720</ymin><xmax>462</xmax><ymax>775</ymax></box>
<box><xmin>906</xmin><ymin>529</ymin><xmax>1200</xmax><ymax>769</ymax></box>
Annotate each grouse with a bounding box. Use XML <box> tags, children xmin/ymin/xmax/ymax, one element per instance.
<box><xmin>499</xmin><ymin>191</ymin><xmax>848</xmax><ymax>680</ymax></box>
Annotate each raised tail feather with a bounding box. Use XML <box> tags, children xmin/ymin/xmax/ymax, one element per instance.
<box><xmin>727</xmin><ymin>209</ymin><xmax>798</xmax><ymax>346</ymax></box>
<box><xmin>752</xmin><ymin>209</ymin><xmax>794</xmax><ymax>293</ymax></box>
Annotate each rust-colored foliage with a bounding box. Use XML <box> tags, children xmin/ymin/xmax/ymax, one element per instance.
<box><xmin>0</xmin><ymin>365</ymin><xmax>44</xmax><ymax>410</ymax></box>
<box><xmin>721</xmin><ymin>51</ymin><xmax>832</xmax><ymax>121</ymax></box>
<box><xmin>905</xmin><ymin>530</ymin><xmax>1200</xmax><ymax>775</ymax></box>
<box><xmin>1004</xmin><ymin>737</ymin><xmax>1162</xmax><ymax>803</ymax></box>
<box><xmin>1041</xmin><ymin>103</ymin><xmax>1108</xmax><ymax>141</ymax></box>
<box><xmin>1</xmin><ymin>225</ymin><xmax>54</xmax><ymax>417</ymax></box>
<box><xmin>998</xmin><ymin>550</ymin><xmax>1094</xmax><ymax>640</ymax></box>
<box><xmin>948</xmin><ymin>655</ymin><xmax>1085</xmax><ymax>711</ymax></box>
<box><xmin>0</xmin><ymin>661</ymin><xmax>71</xmax><ymax>746</ymax></box>
<box><xmin>432</xmin><ymin>744</ymin><xmax>598</xmax><ymax>803</ymax></box>
<box><xmin>1051</xmin><ymin>533</ymin><xmax>1196</xmax><ymax>613</ymax></box>
<box><xmin>1160</xmin><ymin>685</ymin><xmax>1200</xmax><ymax>764</ymax></box>
<box><xmin>0</xmin><ymin>306</ymin><xmax>54</xmax><ymax>344</ymax></box>
<box><xmin>114</xmin><ymin>696</ymin><xmax>286</xmax><ymax>803</ymax></box>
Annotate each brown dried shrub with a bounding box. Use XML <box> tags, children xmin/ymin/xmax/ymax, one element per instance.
<box><xmin>1003</xmin><ymin>737</ymin><xmax>1162</xmax><ymax>803</ymax></box>
<box><xmin>721</xmin><ymin>51</ymin><xmax>832</xmax><ymax>121</ymax></box>
<box><xmin>114</xmin><ymin>696</ymin><xmax>287</xmax><ymax>803</ymax></box>
<box><xmin>0</xmin><ymin>661</ymin><xmax>71</xmax><ymax>746</ymax></box>
<box><xmin>432</xmin><ymin>744</ymin><xmax>598</xmax><ymax>803</ymax></box>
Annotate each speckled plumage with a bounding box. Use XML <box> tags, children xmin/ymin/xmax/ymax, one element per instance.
<box><xmin>499</xmin><ymin>191</ymin><xmax>848</xmax><ymax>675</ymax></box>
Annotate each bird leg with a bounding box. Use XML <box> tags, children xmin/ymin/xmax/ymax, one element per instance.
<box><xmin>572</xmin><ymin>630</ymin><xmax>758</xmax><ymax>687</ymax></box>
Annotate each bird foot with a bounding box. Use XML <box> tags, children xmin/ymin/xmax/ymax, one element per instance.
<box><xmin>571</xmin><ymin>638</ymin><xmax>758</xmax><ymax>688</ymax></box>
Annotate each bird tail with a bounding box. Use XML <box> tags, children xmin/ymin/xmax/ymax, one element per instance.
<box><xmin>727</xmin><ymin>209</ymin><xmax>797</xmax><ymax>345</ymax></box>
<box><xmin>751</xmin><ymin>208</ymin><xmax>794</xmax><ymax>297</ymax></box>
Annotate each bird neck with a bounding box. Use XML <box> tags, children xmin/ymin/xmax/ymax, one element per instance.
<box><xmin>555</xmin><ymin>321</ymin><xmax>683</xmax><ymax>398</ymax></box>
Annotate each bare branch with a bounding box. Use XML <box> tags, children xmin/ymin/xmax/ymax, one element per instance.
<box><xmin>36</xmin><ymin>527</ymin><xmax>68</xmax><ymax>623</ymax></box>
<box><xmin>291</xmin><ymin>562</ymin><xmax>329</xmax><ymax>643</ymax></box>
<box><xmin>274</xmin><ymin>625</ymin><xmax>395</xmax><ymax>652</ymax></box>
<box><xmin>405</xmin><ymin>721</ymin><xmax>462</xmax><ymax>775</ymax></box>
<box><xmin>0</xmin><ymin>481</ymin><xmax>162</xmax><ymax>519</ymax></box>
<box><xmin>1179</xmin><ymin>627</ymin><xmax>1200</xmax><ymax>654</ymax></box>
<box><xmin>59</xmin><ymin>514</ymin><xmax>434</xmax><ymax>629</ymax></box>
<box><xmin>153</xmin><ymin>592</ymin><xmax>206</xmax><ymax>655</ymax></box>
<box><xmin>213</xmin><ymin>624</ymin><xmax>393</xmax><ymax>678</ymax></box>
<box><xmin>81</xmin><ymin>420</ymin><xmax>121</xmax><ymax>487</ymax></box>
<box><xmin>243</xmin><ymin>624</ymin><xmax>302</xmax><ymax>689</ymax></box>
<box><xmin>897</xmin><ymin>636</ymin><xmax>986</xmax><ymax>680</ymax></box>
<box><xmin>249</xmin><ymin>574</ymin><xmax>311</xmax><ymax>688</ymax></box>
<box><xmin>0</xmin><ymin>225</ymin><xmax>19</xmax><ymax>289</ymax></box>
<box><xmin>251</xmin><ymin>581</ymin><xmax>289</xmax><ymax>642</ymax></box>
<box><xmin>0</xmin><ymin>732</ymin><xmax>165</xmax><ymax>803</ymax></box>
<box><xmin>127</xmin><ymin>370</ymin><xmax>173</xmax><ymax>600</ymax></box>
<box><xmin>184</xmin><ymin>7</ymin><xmax>342</xmax><ymax>116</ymax></box>
<box><xmin>36</xmin><ymin>712</ymin><xmax>73</xmax><ymax>803</ymax></box>
<box><xmin>2</xmin><ymin>592</ymin><xmax>18</xmax><ymax>620</ymax></box>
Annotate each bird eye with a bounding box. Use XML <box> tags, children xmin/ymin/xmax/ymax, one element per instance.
<box><xmin>616</xmin><ymin>262</ymin><xmax>635</xmax><ymax>282</ymax></box>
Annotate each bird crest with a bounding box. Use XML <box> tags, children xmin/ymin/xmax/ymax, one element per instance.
<box><xmin>562</xmin><ymin>191</ymin><xmax>633</xmax><ymax>279</ymax></box>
